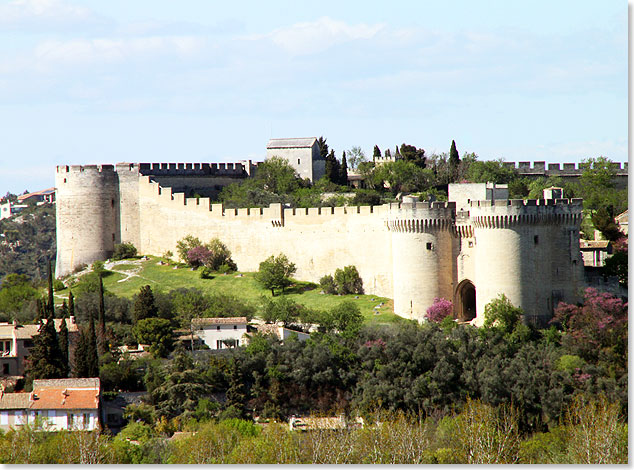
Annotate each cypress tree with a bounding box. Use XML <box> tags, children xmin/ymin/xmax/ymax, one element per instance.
<box><xmin>325</xmin><ymin>149</ymin><xmax>341</xmax><ymax>184</ymax></box>
<box><xmin>97</xmin><ymin>275</ymin><xmax>108</xmax><ymax>356</ymax></box>
<box><xmin>75</xmin><ymin>310</ymin><xmax>99</xmax><ymax>378</ymax></box>
<box><xmin>373</xmin><ymin>145</ymin><xmax>381</xmax><ymax>161</ymax></box>
<box><xmin>449</xmin><ymin>140</ymin><xmax>460</xmax><ymax>178</ymax></box>
<box><xmin>133</xmin><ymin>285</ymin><xmax>158</xmax><ymax>323</ymax></box>
<box><xmin>68</xmin><ymin>290</ymin><xmax>75</xmax><ymax>318</ymax></box>
<box><xmin>385</xmin><ymin>148</ymin><xmax>391</xmax><ymax>158</ymax></box>
<box><xmin>58</xmin><ymin>314</ymin><xmax>69</xmax><ymax>377</ymax></box>
<box><xmin>35</xmin><ymin>297</ymin><xmax>45</xmax><ymax>323</ymax></box>
<box><xmin>339</xmin><ymin>151</ymin><xmax>348</xmax><ymax>186</ymax></box>
<box><xmin>25</xmin><ymin>318</ymin><xmax>65</xmax><ymax>379</ymax></box>
<box><xmin>225</xmin><ymin>360</ymin><xmax>248</xmax><ymax>419</ymax></box>
<box><xmin>394</xmin><ymin>146</ymin><xmax>401</xmax><ymax>160</ymax></box>
<box><xmin>317</xmin><ymin>136</ymin><xmax>329</xmax><ymax>159</ymax></box>
<box><xmin>46</xmin><ymin>259</ymin><xmax>54</xmax><ymax>319</ymax></box>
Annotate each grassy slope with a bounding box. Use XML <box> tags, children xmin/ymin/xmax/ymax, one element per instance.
<box><xmin>57</xmin><ymin>257</ymin><xmax>403</xmax><ymax>325</ymax></box>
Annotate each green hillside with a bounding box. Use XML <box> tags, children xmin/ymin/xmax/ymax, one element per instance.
<box><xmin>56</xmin><ymin>256</ymin><xmax>402</xmax><ymax>324</ymax></box>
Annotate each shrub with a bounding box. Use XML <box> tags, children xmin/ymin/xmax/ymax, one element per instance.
<box><xmin>113</xmin><ymin>243</ymin><xmax>138</xmax><ymax>260</ymax></box>
<box><xmin>176</xmin><ymin>235</ymin><xmax>204</xmax><ymax>262</ymax></box>
<box><xmin>199</xmin><ymin>267</ymin><xmax>214</xmax><ymax>279</ymax></box>
<box><xmin>319</xmin><ymin>275</ymin><xmax>337</xmax><ymax>294</ymax></box>
<box><xmin>186</xmin><ymin>246</ymin><xmax>213</xmax><ymax>268</ymax></box>
<box><xmin>218</xmin><ymin>263</ymin><xmax>235</xmax><ymax>274</ymax></box>
<box><xmin>425</xmin><ymin>297</ymin><xmax>453</xmax><ymax>322</ymax></box>
<box><xmin>52</xmin><ymin>279</ymin><xmax>66</xmax><ymax>291</ymax></box>
<box><xmin>333</xmin><ymin>265</ymin><xmax>364</xmax><ymax>295</ymax></box>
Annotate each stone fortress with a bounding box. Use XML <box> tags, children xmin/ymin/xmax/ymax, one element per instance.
<box><xmin>56</xmin><ymin>138</ymin><xmax>592</xmax><ymax>326</ymax></box>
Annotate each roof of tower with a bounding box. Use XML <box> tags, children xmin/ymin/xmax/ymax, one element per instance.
<box><xmin>267</xmin><ymin>137</ymin><xmax>318</xmax><ymax>149</ymax></box>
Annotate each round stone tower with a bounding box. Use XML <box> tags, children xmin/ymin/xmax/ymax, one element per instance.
<box><xmin>469</xmin><ymin>198</ymin><xmax>584</xmax><ymax>326</ymax></box>
<box><xmin>55</xmin><ymin>165</ymin><xmax>119</xmax><ymax>277</ymax></box>
<box><xmin>387</xmin><ymin>198</ymin><xmax>456</xmax><ymax>321</ymax></box>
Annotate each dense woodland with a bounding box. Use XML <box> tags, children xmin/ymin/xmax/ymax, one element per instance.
<box><xmin>0</xmin><ymin>143</ymin><xmax>627</xmax><ymax>464</ymax></box>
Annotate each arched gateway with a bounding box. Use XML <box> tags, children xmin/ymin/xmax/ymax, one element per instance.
<box><xmin>455</xmin><ymin>280</ymin><xmax>476</xmax><ymax>322</ymax></box>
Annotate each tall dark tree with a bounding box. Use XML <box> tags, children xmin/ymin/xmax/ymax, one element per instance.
<box><xmin>25</xmin><ymin>318</ymin><xmax>66</xmax><ymax>379</ymax></box>
<box><xmin>373</xmin><ymin>145</ymin><xmax>381</xmax><ymax>161</ymax></box>
<box><xmin>400</xmin><ymin>143</ymin><xmax>426</xmax><ymax>168</ymax></box>
<box><xmin>339</xmin><ymin>151</ymin><xmax>348</xmax><ymax>186</ymax></box>
<box><xmin>35</xmin><ymin>297</ymin><xmax>45</xmax><ymax>323</ymax></box>
<box><xmin>133</xmin><ymin>285</ymin><xmax>158</xmax><ymax>323</ymax></box>
<box><xmin>68</xmin><ymin>290</ymin><xmax>75</xmax><ymax>318</ymax></box>
<box><xmin>385</xmin><ymin>148</ymin><xmax>391</xmax><ymax>158</ymax></box>
<box><xmin>225</xmin><ymin>360</ymin><xmax>248</xmax><ymax>419</ymax></box>
<box><xmin>325</xmin><ymin>149</ymin><xmax>341</xmax><ymax>184</ymax></box>
<box><xmin>317</xmin><ymin>136</ymin><xmax>329</xmax><ymax>159</ymax></box>
<box><xmin>74</xmin><ymin>310</ymin><xmax>99</xmax><ymax>378</ymax></box>
<box><xmin>97</xmin><ymin>275</ymin><xmax>108</xmax><ymax>356</ymax></box>
<box><xmin>394</xmin><ymin>146</ymin><xmax>401</xmax><ymax>159</ymax></box>
<box><xmin>46</xmin><ymin>259</ymin><xmax>54</xmax><ymax>319</ymax></box>
<box><xmin>58</xmin><ymin>314</ymin><xmax>69</xmax><ymax>377</ymax></box>
<box><xmin>59</xmin><ymin>299</ymin><xmax>69</xmax><ymax>318</ymax></box>
<box><xmin>449</xmin><ymin>140</ymin><xmax>460</xmax><ymax>169</ymax></box>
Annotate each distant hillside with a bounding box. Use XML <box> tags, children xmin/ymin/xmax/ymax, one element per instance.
<box><xmin>0</xmin><ymin>204</ymin><xmax>56</xmax><ymax>283</ymax></box>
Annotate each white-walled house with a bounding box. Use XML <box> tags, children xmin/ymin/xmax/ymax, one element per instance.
<box><xmin>0</xmin><ymin>378</ymin><xmax>100</xmax><ymax>431</ymax></box>
<box><xmin>192</xmin><ymin>317</ymin><xmax>248</xmax><ymax>350</ymax></box>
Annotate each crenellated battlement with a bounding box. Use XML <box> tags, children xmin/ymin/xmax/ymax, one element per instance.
<box><xmin>56</xmin><ymin>164</ymin><xmax>116</xmax><ymax>174</ymax></box>
<box><xmin>468</xmin><ymin>198</ymin><xmax>583</xmax><ymax>228</ymax></box>
<box><xmin>502</xmin><ymin>161</ymin><xmax>628</xmax><ymax>174</ymax></box>
<box><xmin>137</xmin><ymin>161</ymin><xmax>255</xmax><ymax>177</ymax></box>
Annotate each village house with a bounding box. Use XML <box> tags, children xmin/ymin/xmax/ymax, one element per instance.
<box><xmin>192</xmin><ymin>317</ymin><xmax>248</xmax><ymax>350</ymax></box>
<box><xmin>0</xmin><ymin>378</ymin><xmax>101</xmax><ymax>431</ymax></box>
<box><xmin>0</xmin><ymin>318</ymin><xmax>79</xmax><ymax>378</ymax></box>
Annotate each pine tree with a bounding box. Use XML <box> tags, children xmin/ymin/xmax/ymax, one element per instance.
<box><xmin>97</xmin><ymin>275</ymin><xmax>108</xmax><ymax>356</ymax></box>
<box><xmin>25</xmin><ymin>318</ymin><xmax>66</xmax><ymax>379</ymax></box>
<box><xmin>133</xmin><ymin>285</ymin><xmax>158</xmax><ymax>323</ymax></box>
<box><xmin>373</xmin><ymin>145</ymin><xmax>381</xmax><ymax>161</ymax></box>
<box><xmin>58</xmin><ymin>314</ymin><xmax>69</xmax><ymax>377</ymax></box>
<box><xmin>339</xmin><ymin>151</ymin><xmax>348</xmax><ymax>186</ymax></box>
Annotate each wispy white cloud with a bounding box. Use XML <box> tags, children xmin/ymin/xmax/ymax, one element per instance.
<box><xmin>247</xmin><ymin>16</ymin><xmax>384</xmax><ymax>55</ymax></box>
<box><xmin>0</xmin><ymin>0</ymin><xmax>111</xmax><ymax>31</ymax></box>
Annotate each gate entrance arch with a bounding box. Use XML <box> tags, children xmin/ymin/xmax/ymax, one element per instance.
<box><xmin>455</xmin><ymin>280</ymin><xmax>476</xmax><ymax>322</ymax></box>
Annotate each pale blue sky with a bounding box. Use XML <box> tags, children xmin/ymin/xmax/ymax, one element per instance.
<box><xmin>0</xmin><ymin>0</ymin><xmax>627</xmax><ymax>193</ymax></box>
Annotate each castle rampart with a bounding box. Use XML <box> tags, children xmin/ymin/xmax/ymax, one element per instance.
<box><xmin>56</xmin><ymin>163</ymin><xmax>586</xmax><ymax>326</ymax></box>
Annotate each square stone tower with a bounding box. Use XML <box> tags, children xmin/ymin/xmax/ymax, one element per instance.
<box><xmin>266</xmin><ymin>137</ymin><xmax>325</xmax><ymax>182</ymax></box>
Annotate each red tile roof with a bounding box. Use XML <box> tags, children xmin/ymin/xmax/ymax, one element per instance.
<box><xmin>192</xmin><ymin>317</ymin><xmax>247</xmax><ymax>326</ymax></box>
<box><xmin>30</xmin><ymin>388</ymin><xmax>99</xmax><ymax>410</ymax></box>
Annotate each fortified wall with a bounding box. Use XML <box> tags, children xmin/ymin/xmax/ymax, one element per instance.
<box><xmin>55</xmin><ymin>163</ymin><xmax>585</xmax><ymax>326</ymax></box>
<box><xmin>504</xmin><ymin>161</ymin><xmax>628</xmax><ymax>189</ymax></box>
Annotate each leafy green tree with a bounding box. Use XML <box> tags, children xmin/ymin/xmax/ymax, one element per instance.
<box><xmin>371</xmin><ymin>161</ymin><xmax>434</xmax><ymax>195</ymax></box>
<box><xmin>399</xmin><ymin>143</ymin><xmax>426</xmax><ymax>168</ymax></box>
<box><xmin>0</xmin><ymin>274</ymin><xmax>39</xmax><ymax>316</ymax></box>
<box><xmin>576</xmin><ymin>157</ymin><xmax>627</xmax><ymax>214</ymax></box>
<box><xmin>322</xmin><ymin>300</ymin><xmax>363</xmax><ymax>337</ymax></box>
<box><xmin>260</xmin><ymin>296</ymin><xmax>304</xmax><ymax>325</ymax></box>
<box><xmin>346</xmin><ymin>146</ymin><xmax>367</xmax><ymax>170</ymax></box>
<box><xmin>319</xmin><ymin>274</ymin><xmax>337</xmax><ymax>294</ymax></box>
<box><xmin>603</xmin><ymin>238</ymin><xmax>627</xmax><ymax>287</ymax></box>
<box><xmin>255</xmin><ymin>254</ymin><xmax>297</xmax><ymax>296</ymax></box>
<box><xmin>466</xmin><ymin>159</ymin><xmax>517</xmax><ymax>184</ymax></box>
<box><xmin>133</xmin><ymin>318</ymin><xmax>174</xmax><ymax>358</ymax></box>
<box><xmin>483</xmin><ymin>294</ymin><xmax>524</xmax><ymax>334</ymax></box>
<box><xmin>113</xmin><ymin>243</ymin><xmax>137</xmax><ymax>260</ymax></box>
<box><xmin>175</xmin><ymin>235</ymin><xmax>204</xmax><ymax>263</ymax></box>
<box><xmin>591</xmin><ymin>206</ymin><xmax>623</xmax><ymax>241</ymax></box>
<box><xmin>333</xmin><ymin>265</ymin><xmax>364</xmax><ymax>294</ymax></box>
<box><xmin>133</xmin><ymin>285</ymin><xmax>158</xmax><ymax>323</ymax></box>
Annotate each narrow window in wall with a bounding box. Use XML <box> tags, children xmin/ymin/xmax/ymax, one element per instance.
<box><xmin>111</xmin><ymin>199</ymin><xmax>115</xmax><ymax>208</ymax></box>
<box><xmin>468</xmin><ymin>241</ymin><xmax>474</xmax><ymax>248</ymax></box>
<box><xmin>216</xmin><ymin>326</ymin><xmax>220</xmax><ymax>331</ymax></box>
<box><xmin>298</xmin><ymin>159</ymin><xmax>301</xmax><ymax>165</ymax></box>
<box><xmin>2</xmin><ymin>364</ymin><xmax>8</xmax><ymax>375</ymax></box>
<box><xmin>426</xmin><ymin>242</ymin><xmax>433</xmax><ymax>250</ymax></box>
<box><xmin>233</xmin><ymin>325</ymin><xmax>237</xmax><ymax>329</ymax></box>
<box><xmin>534</xmin><ymin>235</ymin><xmax>539</xmax><ymax>245</ymax></box>
<box><xmin>112</xmin><ymin>233</ymin><xmax>115</xmax><ymax>241</ymax></box>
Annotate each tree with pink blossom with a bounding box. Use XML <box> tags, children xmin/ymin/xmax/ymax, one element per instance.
<box><xmin>425</xmin><ymin>297</ymin><xmax>453</xmax><ymax>322</ymax></box>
